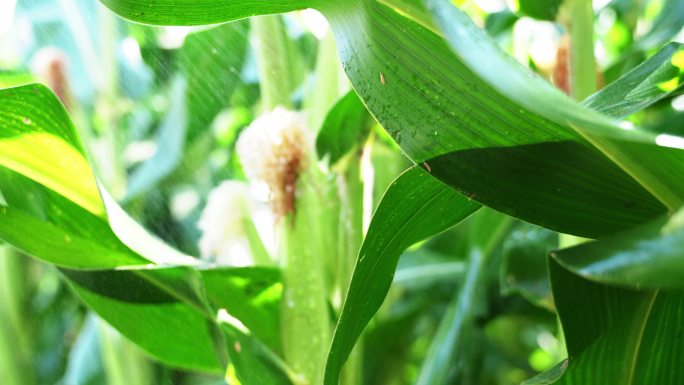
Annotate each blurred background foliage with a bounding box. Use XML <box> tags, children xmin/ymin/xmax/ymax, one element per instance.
<box><xmin>0</xmin><ymin>0</ymin><xmax>682</xmax><ymax>384</ymax></box>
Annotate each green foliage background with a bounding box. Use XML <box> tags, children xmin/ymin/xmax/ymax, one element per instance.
<box><xmin>1</xmin><ymin>0</ymin><xmax>684</xmax><ymax>384</ymax></box>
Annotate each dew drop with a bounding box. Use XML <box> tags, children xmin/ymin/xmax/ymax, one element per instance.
<box><xmin>22</xmin><ymin>117</ymin><xmax>32</xmax><ymax>125</ymax></box>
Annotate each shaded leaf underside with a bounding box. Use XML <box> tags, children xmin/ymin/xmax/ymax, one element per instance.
<box><xmin>541</xmin><ymin>258</ymin><xmax>684</xmax><ymax>385</ymax></box>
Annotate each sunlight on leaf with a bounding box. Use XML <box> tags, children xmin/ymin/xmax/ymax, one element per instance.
<box><xmin>0</xmin><ymin>130</ymin><xmax>104</xmax><ymax>217</ymax></box>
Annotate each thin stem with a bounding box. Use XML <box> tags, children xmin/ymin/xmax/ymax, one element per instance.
<box><xmin>280</xmin><ymin>169</ymin><xmax>332</xmax><ymax>384</ymax></box>
<box><xmin>360</xmin><ymin>133</ymin><xmax>375</xmax><ymax>235</ymax></box>
<box><xmin>569</xmin><ymin>0</ymin><xmax>597</xmax><ymax>100</ymax></box>
<box><xmin>304</xmin><ymin>31</ymin><xmax>347</xmax><ymax>133</ymax></box>
<box><xmin>338</xmin><ymin>149</ymin><xmax>365</xmax><ymax>385</ymax></box>
<box><xmin>252</xmin><ymin>15</ymin><xmax>294</xmax><ymax>111</ymax></box>
<box><xmin>0</xmin><ymin>247</ymin><xmax>35</xmax><ymax>385</ymax></box>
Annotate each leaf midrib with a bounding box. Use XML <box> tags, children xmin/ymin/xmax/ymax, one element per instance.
<box><xmin>626</xmin><ymin>290</ymin><xmax>659</xmax><ymax>385</ymax></box>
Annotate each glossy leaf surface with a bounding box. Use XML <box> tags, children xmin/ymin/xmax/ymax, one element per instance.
<box><xmin>425</xmin><ymin>0</ymin><xmax>684</xmax><ymax>214</ymax></box>
<box><xmin>320</xmin><ymin>0</ymin><xmax>675</xmax><ymax>238</ymax></box>
<box><xmin>201</xmin><ymin>267</ymin><xmax>283</xmax><ymax>352</ymax></box>
<box><xmin>553</xmin><ymin>209</ymin><xmax>684</xmax><ymax>290</ymax></box>
<box><xmin>0</xmin><ymin>85</ymin><xmax>104</xmax><ymax>217</ymax></box>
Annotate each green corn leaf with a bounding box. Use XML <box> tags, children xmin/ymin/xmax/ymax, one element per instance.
<box><xmin>637</xmin><ymin>0</ymin><xmax>684</xmax><ymax>50</ymax></box>
<box><xmin>394</xmin><ymin>250</ymin><xmax>466</xmax><ymax>288</ymax></box>
<box><xmin>0</xmin><ymin>85</ymin><xmax>105</xmax><ymax>218</ymax></box>
<box><xmin>583</xmin><ymin>42</ymin><xmax>684</xmax><ymax>118</ymax></box>
<box><xmin>525</xmin><ymin>258</ymin><xmax>684</xmax><ymax>384</ymax></box>
<box><xmin>221</xmin><ymin>323</ymin><xmax>295</xmax><ymax>385</ymax></box>
<box><xmin>316</xmin><ymin>90</ymin><xmax>372</xmax><ymax>165</ymax></box>
<box><xmin>201</xmin><ymin>267</ymin><xmax>283</xmax><ymax>353</ymax></box>
<box><xmin>62</xmin><ymin>267</ymin><xmax>224</xmax><ymax>373</ymax></box>
<box><xmin>62</xmin><ymin>266</ymin><xmax>292</xmax><ymax>382</ymax></box>
<box><xmin>0</xmin><ymin>84</ymin><xmax>194</xmax><ymax>269</ymax></box>
<box><xmin>0</xmin><ymin>84</ymin><xmax>292</xmax><ymax>382</ymax></box>
<box><xmin>98</xmin><ymin>0</ymin><xmax>319</xmax><ymax>25</ymax></box>
<box><xmin>323</xmin><ymin>166</ymin><xmax>480</xmax><ymax>385</ymax></box>
<box><xmin>97</xmin><ymin>0</ymin><xmax>684</xmax><ymax>237</ymax></box>
<box><xmin>0</xmin><ymin>85</ymin><xmax>151</xmax><ymax>269</ymax></box>
<box><xmin>182</xmin><ymin>21</ymin><xmax>249</xmax><ymax>143</ymax></box>
<box><xmin>317</xmin><ymin>0</ymin><xmax>676</xmax><ymax>238</ymax></box>
<box><xmin>424</xmin><ymin>0</ymin><xmax>684</xmax><ymax>215</ymax></box>
<box><xmin>552</xmin><ymin>208</ymin><xmax>684</xmax><ymax>290</ymax></box>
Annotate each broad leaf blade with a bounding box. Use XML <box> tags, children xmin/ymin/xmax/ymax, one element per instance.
<box><xmin>0</xmin><ymin>85</ymin><xmax>292</xmax><ymax>382</ymax></box>
<box><xmin>532</xmin><ymin>259</ymin><xmax>684</xmax><ymax>384</ymax></box>
<box><xmin>0</xmin><ymin>85</ymin><xmax>194</xmax><ymax>268</ymax></box>
<box><xmin>62</xmin><ymin>265</ymin><xmax>292</xmax><ymax>381</ymax></box>
<box><xmin>62</xmin><ymin>267</ymin><xmax>224</xmax><ymax>373</ymax></box>
<box><xmin>182</xmin><ymin>21</ymin><xmax>249</xmax><ymax>143</ymax></box>
<box><xmin>323</xmin><ymin>167</ymin><xmax>480</xmax><ymax>385</ymax></box>
<box><xmin>394</xmin><ymin>251</ymin><xmax>466</xmax><ymax>288</ymax></box>
<box><xmin>0</xmin><ymin>86</ymin><xmax>150</xmax><ymax>269</ymax></box>
<box><xmin>321</xmin><ymin>0</ymin><xmax>670</xmax><ymax>238</ymax></box>
<box><xmin>425</xmin><ymin>0</ymin><xmax>684</xmax><ymax>212</ymax></box>
<box><xmin>0</xmin><ymin>84</ymin><xmax>103</xmax><ymax>217</ymax></box>
<box><xmin>221</xmin><ymin>324</ymin><xmax>294</xmax><ymax>385</ymax></box>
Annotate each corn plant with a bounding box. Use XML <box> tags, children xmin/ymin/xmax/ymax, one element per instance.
<box><xmin>1</xmin><ymin>0</ymin><xmax>684</xmax><ymax>384</ymax></box>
